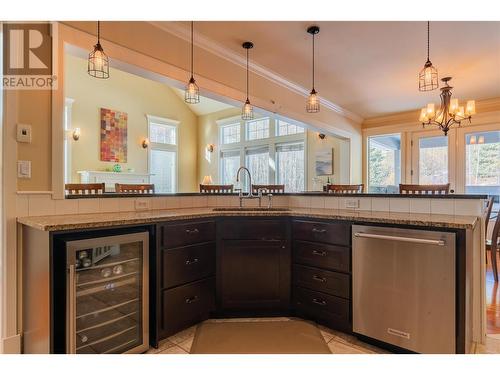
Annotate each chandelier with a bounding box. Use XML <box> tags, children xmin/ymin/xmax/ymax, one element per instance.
<box><xmin>419</xmin><ymin>77</ymin><xmax>476</xmax><ymax>135</ymax></box>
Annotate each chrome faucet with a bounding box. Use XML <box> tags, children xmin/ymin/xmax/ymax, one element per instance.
<box><xmin>235</xmin><ymin>166</ymin><xmax>262</xmax><ymax>208</ymax></box>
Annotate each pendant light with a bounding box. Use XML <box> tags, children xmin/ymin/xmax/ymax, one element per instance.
<box><xmin>306</xmin><ymin>26</ymin><xmax>320</xmax><ymax>113</ymax></box>
<box><xmin>88</xmin><ymin>21</ymin><xmax>110</xmax><ymax>79</ymax></box>
<box><xmin>418</xmin><ymin>21</ymin><xmax>438</xmax><ymax>92</ymax></box>
<box><xmin>241</xmin><ymin>41</ymin><xmax>254</xmax><ymax>120</ymax></box>
<box><xmin>185</xmin><ymin>21</ymin><xmax>200</xmax><ymax>104</ymax></box>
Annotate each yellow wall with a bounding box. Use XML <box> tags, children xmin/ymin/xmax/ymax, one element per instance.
<box><xmin>65</xmin><ymin>54</ymin><xmax>199</xmax><ymax>192</ymax></box>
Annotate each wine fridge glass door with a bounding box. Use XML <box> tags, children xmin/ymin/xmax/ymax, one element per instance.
<box><xmin>66</xmin><ymin>232</ymin><xmax>149</xmax><ymax>354</ymax></box>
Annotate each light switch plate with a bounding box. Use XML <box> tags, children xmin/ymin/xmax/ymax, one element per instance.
<box><xmin>16</xmin><ymin>124</ymin><xmax>32</xmax><ymax>143</ymax></box>
<box><xmin>345</xmin><ymin>199</ymin><xmax>359</xmax><ymax>209</ymax></box>
<box><xmin>17</xmin><ymin>160</ymin><xmax>31</xmax><ymax>178</ymax></box>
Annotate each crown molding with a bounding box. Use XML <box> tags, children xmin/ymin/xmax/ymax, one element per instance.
<box><xmin>148</xmin><ymin>21</ymin><xmax>363</xmax><ymax>125</ymax></box>
<box><xmin>362</xmin><ymin>96</ymin><xmax>500</xmax><ymax>130</ymax></box>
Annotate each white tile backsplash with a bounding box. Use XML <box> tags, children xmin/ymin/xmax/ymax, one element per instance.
<box><xmin>117</xmin><ymin>198</ymin><xmax>136</xmax><ymax>212</ymax></box>
<box><xmin>324</xmin><ymin>197</ymin><xmax>339</xmax><ymax>210</ymax></box>
<box><xmin>77</xmin><ymin>199</ymin><xmax>100</xmax><ymax>214</ymax></box>
<box><xmin>166</xmin><ymin>196</ymin><xmax>180</xmax><ymax>209</ymax></box>
<box><xmin>389</xmin><ymin>198</ymin><xmax>410</xmax><ymax>213</ymax></box>
<box><xmin>454</xmin><ymin>199</ymin><xmax>484</xmax><ymax>216</ymax></box>
<box><xmin>16</xmin><ymin>195</ymin><xmax>29</xmax><ymax>217</ymax></box>
<box><xmin>371</xmin><ymin>198</ymin><xmax>389</xmax><ymax>212</ymax></box>
<box><xmin>55</xmin><ymin>199</ymin><xmax>79</xmax><ymax>215</ymax></box>
<box><xmin>430</xmin><ymin>199</ymin><xmax>455</xmax><ymax>215</ymax></box>
<box><xmin>28</xmin><ymin>195</ymin><xmax>55</xmax><ymax>216</ymax></box>
<box><xmin>409</xmin><ymin>198</ymin><xmax>431</xmax><ymax>214</ymax></box>
<box><xmin>310</xmin><ymin>197</ymin><xmax>325</xmax><ymax>209</ymax></box>
<box><xmin>151</xmin><ymin>197</ymin><xmax>167</xmax><ymax>210</ymax></box>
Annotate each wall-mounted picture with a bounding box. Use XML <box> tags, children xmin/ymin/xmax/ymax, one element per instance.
<box><xmin>315</xmin><ymin>148</ymin><xmax>334</xmax><ymax>176</ymax></box>
<box><xmin>100</xmin><ymin>108</ymin><xmax>128</xmax><ymax>162</ymax></box>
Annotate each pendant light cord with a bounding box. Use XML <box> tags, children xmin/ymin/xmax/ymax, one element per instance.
<box><xmin>427</xmin><ymin>21</ymin><xmax>430</xmax><ymax>62</ymax></box>
<box><xmin>190</xmin><ymin>21</ymin><xmax>194</xmax><ymax>76</ymax></box>
<box><xmin>312</xmin><ymin>33</ymin><xmax>315</xmax><ymax>90</ymax></box>
<box><xmin>97</xmin><ymin>21</ymin><xmax>100</xmax><ymax>44</ymax></box>
<box><xmin>246</xmin><ymin>47</ymin><xmax>249</xmax><ymax>100</ymax></box>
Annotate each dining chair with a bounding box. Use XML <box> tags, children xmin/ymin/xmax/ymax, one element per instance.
<box><xmin>326</xmin><ymin>184</ymin><xmax>364</xmax><ymax>194</ymax></box>
<box><xmin>488</xmin><ymin>207</ymin><xmax>500</xmax><ymax>282</ymax></box>
<box><xmin>199</xmin><ymin>184</ymin><xmax>234</xmax><ymax>194</ymax></box>
<box><xmin>399</xmin><ymin>183</ymin><xmax>450</xmax><ymax>195</ymax></box>
<box><xmin>115</xmin><ymin>183</ymin><xmax>155</xmax><ymax>194</ymax></box>
<box><xmin>252</xmin><ymin>184</ymin><xmax>285</xmax><ymax>194</ymax></box>
<box><xmin>65</xmin><ymin>183</ymin><xmax>105</xmax><ymax>195</ymax></box>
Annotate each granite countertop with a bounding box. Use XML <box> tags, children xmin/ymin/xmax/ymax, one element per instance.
<box><xmin>17</xmin><ymin>207</ymin><xmax>478</xmax><ymax>232</ymax></box>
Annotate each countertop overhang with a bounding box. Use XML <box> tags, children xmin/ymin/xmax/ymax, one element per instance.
<box><xmin>17</xmin><ymin>207</ymin><xmax>478</xmax><ymax>232</ymax></box>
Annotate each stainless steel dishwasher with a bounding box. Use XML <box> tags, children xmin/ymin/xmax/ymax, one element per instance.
<box><xmin>352</xmin><ymin>225</ymin><xmax>456</xmax><ymax>354</ymax></box>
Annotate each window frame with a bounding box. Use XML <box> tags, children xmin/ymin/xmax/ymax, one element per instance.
<box><xmin>366</xmin><ymin>133</ymin><xmax>402</xmax><ymax>193</ymax></box>
<box><xmin>146</xmin><ymin>114</ymin><xmax>179</xmax><ymax>193</ymax></box>
<box><xmin>217</xmin><ymin>114</ymin><xmax>307</xmax><ymax>192</ymax></box>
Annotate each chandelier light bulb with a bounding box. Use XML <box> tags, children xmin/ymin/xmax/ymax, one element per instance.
<box><xmin>449</xmin><ymin>98</ymin><xmax>459</xmax><ymax>115</ymax></box>
<box><xmin>466</xmin><ymin>100</ymin><xmax>476</xmax><ymax>116</ymax></box>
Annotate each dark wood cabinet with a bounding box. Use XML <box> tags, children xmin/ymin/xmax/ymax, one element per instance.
<box><xmin>291</xmin><ymin>218</ymin><xmax>352</xmax><ymax>333</ymax></box>
<box><xmin>217</xmin><ymin>218</ymin><xmax>291</xmax><ymax>314</ymax></box>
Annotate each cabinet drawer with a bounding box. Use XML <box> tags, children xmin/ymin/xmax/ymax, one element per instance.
<box><xmin>159</xmin><ymin>220</ymin><xmax>215</xmax><ymax>249</ymax></box>
<box><xmin>292</xmin><ymin>220</ymin><xmax>350</xmax><ymax>246</ymax></box>
<box><xmin>293</xmin><ymin>287</ymin><xmax>350</xmax><ymax>332</ymax></box>
<box><xmin>294</xmin><ymin>241</ymin><xmax>350</xmax><ymax>273</ymax></box>
<box><xmin>293</xmin><ymin>265</ymin><xmax>350</xmax><ymax>299</ymax></box>
<box><xmin>219</xmin><ymin>218</ymin><xmax>287</xmax><ymax>240</ymax></box>
<box><xmin>162</xmin><ymin>242</ymin><xmax>215</xmax><ymax>289</ymax></box>
<box><xmin>161</xmin><ymin>277</ymin><xmax>215</xmax><ymax>338</ymax></box>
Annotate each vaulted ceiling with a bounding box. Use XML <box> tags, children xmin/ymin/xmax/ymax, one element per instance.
<box><xmin>156</xmin><ymin>21</ymin><xmax>500</xmax><ymax>119</ymax></box>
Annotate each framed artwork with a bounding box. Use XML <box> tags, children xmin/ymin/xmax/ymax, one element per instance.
<box><xmin>100</xmin><ymin>108</ymin><xmax>128</xmax><ymax>162</ymax></box>
<box><xmin>315</xmin><ymin>148</ymin><xmax>334</xmax><ymax>176</ymax></box>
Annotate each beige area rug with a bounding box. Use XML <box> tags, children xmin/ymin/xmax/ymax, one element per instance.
<box><xmin>190</xmin><ymin>320</ymin><xmax>331</xmax><ymax>354</ymax></box>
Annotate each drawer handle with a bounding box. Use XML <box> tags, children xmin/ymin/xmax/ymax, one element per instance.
<box><xmin>312</xmin><ymin>275</ymin><xmax>326</xmax><ymax>283</ymax></box>
<box><xmin>312</xmin><ymin>228</ymin><xmax>327</xmax><ymax>234</ymax></box>
<box><xmin>185</xmin><ymin>258</ymin><xmax>199</xmax><ymax>265</ymax></box>
<box><xmin>185</xmin><ymin>228</ymin><xmax>200</xmax><ymax>234</ymax></box>
<box><xmin>185</xmin><ymin>296</ymin><xmax>199</xmax><ymax>304</ymax></box>
<box><xmin>312</xmin><ymin>250</ymin><xmax>327</xmax><ymax>256</ymax></box>
<box><xmin>312</xmin><ymin>298</ymin><xmax>327</xmax><ymax>306</ymax></box>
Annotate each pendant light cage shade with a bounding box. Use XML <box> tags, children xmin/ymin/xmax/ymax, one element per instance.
<box><xmin>419</xmin><ymin>61</ymin><xmax>439</xmax><ymax>91</ymax></box>
<box><xmin>242</xmin><ymin>99</ymin><xmax>254</xmax><ymax>120</ymax></box>
<box><xmin>88</xmin><ymin>43</ymin><xmax>110</xmax><ymax>79</ymax></box>
<box><xmin>185</xmin><ymin>21</ymin><xmax>200</xmax><ymax>104</ymax></box>
<box><xmin>306</xmin><ymin>88</ymin><xmax>320</xmax><ymax>113</ymax></box>
<box><xmin>88</xmin><ymin>22</ymin><xmax>109</xmax><ymax>79</ymax></box>
<box><xmin>185</xmin><ymin>76</ymin><xmax>200</xmax><ymax>104</ymax></box>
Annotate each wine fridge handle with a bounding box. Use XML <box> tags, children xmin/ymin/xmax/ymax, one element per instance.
<box><xmin>68</xmin><ymin>264</ymin><xmax>76</xmax><ymax>354</ymax></box>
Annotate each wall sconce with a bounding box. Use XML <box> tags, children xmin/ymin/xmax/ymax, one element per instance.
<box><xmin>202</xmin><ymin>175</ymin><xmax>213</xmax><ymax>185</ymax></box>
<box><xmin>318</xmin><ymin>133</ymin><xmax>326</xmax><ymax>140</ymax></box>
<box><xmin>206</xmin><ymin>144</ymin><xmax>214</xmax><ymax>153</ymax></box>
<box><xmin>142</xmin><ymin>138</ymin><xmax>149</xmax><ymax>149</ymax></box>
<box><xmin>72</xmin><ymin>128</ymin><xmax>81</xmax><ymax>141</ymax></box>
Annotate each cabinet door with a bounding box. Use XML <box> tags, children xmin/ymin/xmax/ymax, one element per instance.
<box><xmin>218</xmin><ymin>240</ymin><xmax>290</xmax><ymax>313</ymax></box>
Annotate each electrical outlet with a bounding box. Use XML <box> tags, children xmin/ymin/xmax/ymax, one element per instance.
<box><xmin>345</xmin><ymin>199</ymin><xmax>359</xmax><ymax>209</ymax></box>
<box><xmin>135</xmin><ymin>199</ymin><xmax>150</xmax><ymax>211</ymax></box>
<box><xmin>17</xmin><ymin>160</ymin><xmax>31</xmax><ymax>178</ymax></box>
<box><xmin>17</xmin><ymin>124</ymin><xmax>32</xmax><ymax>143</ymax></box>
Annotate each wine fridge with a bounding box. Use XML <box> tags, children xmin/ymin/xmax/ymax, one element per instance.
<box><xmin>65</xmin><ymin>232</ymin><xmax>149</xmax><ymax>354</ymax></box>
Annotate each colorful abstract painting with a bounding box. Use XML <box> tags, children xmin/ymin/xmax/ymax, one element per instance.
<box><xmin>100</xmin><ymin>108</ymin><xmax>128</xmax><ymax>162</ymax></box>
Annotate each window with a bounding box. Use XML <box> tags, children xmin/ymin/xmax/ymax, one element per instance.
<box><xmin>150</xmin><ymin>122</ymin><xmax>176</xmax><ymax>145</ymax></box>
<box><xmin>276</xmin><ymin>142</ymin><xmax>305</xmax><ymax>192</ymax></box>
<box><xmin>367</xmin><ymin>134</ymin><xmax>401</xmax><ymax>193</ymax></box>
<box><xmin>418</xmin><ymin>136</ymin><xmax>448</xmax><ymax>184</ymax></box>
<box><xmin>465</xmin><ymin>131</ymin><xmax>500</xmax><ymax>199</ymax></box>
<box><xmin>246</xmin><ymin>147</ymin><xmax>270</xmax><ymax>186</ymax></box>
<box><xmin>276</xmin><ymin>120</ymin><xmax>305</xmax><ymax>136</ymax></box>
<box><xmin>148</xmin><ymin>116</ymin><xmax>178</xmax><ymax>193</ymax></box>
<box><xmin>221</xmin><ymin>123</ymin><xmax>240</xmax><ymax>144</ymax></box>
<box><xmin>220</xmin><ymin>150</ymin><xmax>240</xmax><ymax>185</ymax></box>
<box><xmin>150</xmin><ymin>149</ymin><xmax>176</xmax><ymax>193</ymax></box>
<box><xmin>246</xmin><ymin>118</ymin><xmax>270</xmax><ymax>140</ymax></box>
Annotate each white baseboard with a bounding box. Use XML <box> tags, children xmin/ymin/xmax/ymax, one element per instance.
<box><xmin>1</xmin><ymin>334</ymin><xmax>21</xmax><ymax>354</ymax></box>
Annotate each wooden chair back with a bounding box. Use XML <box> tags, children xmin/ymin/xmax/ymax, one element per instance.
<box><xmin>65</xmin><ymin>183</ymin><xmax>105</xmax><ymax>195</ymax></box>
<box><xmin>115</xmin><ymin>183</ymin><xmax>155</xmax><ymax>194</ymax></box>
<box><xmin>489</xmin><ymin>209</ymin><xmax>500</xmax><ymax>281</ymax></box>
<box><xmin>326</xmin><ymin>184</ymin><xmax>364</xmax><ymax>194</ymax></box>
<box><xmin>252</xmin><ymin>184</ymin><xmax>285</xmax><ymax>194</ymax></box>
<box><xmin>485</xmin><ymin>197</ymin><xmax>495</xmax><ymax>236</ymax></box>
<box><xmin>399</xmin><ymin>183</ymin><xmax>450</xmax><ymax>195</ymax></box>
<box><xmin>199</xmin><ymin>184</ymin><xmax>233</xmax><ymax>194</ymax></box>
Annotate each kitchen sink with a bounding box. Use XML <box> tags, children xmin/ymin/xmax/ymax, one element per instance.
<box><xmin>212</xmin><ymin>207</ymin><xmax>291</xmax><ymax>212</ymax></box>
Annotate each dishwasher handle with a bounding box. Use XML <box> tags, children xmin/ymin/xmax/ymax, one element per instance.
<box><xmin>353</xmin><ymin>232</ymin><xmax>446</xmax><ymax>246</ymax></box>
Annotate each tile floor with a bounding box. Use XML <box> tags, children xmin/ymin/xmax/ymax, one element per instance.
<box><xmin>146</xmin><ymin>317</ymin><xmax>389</xmax><ymax>354</ymax></box>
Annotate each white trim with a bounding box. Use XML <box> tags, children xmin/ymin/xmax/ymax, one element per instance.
<box><xmin>145</xmin><ymin>114</ymin><xmax>180</xmax><ymax>126</ymax></box>
<box><xmin>149</xmin><ymin>21</ymin><xmax>363</xmax><ymax>124</ymax></box>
